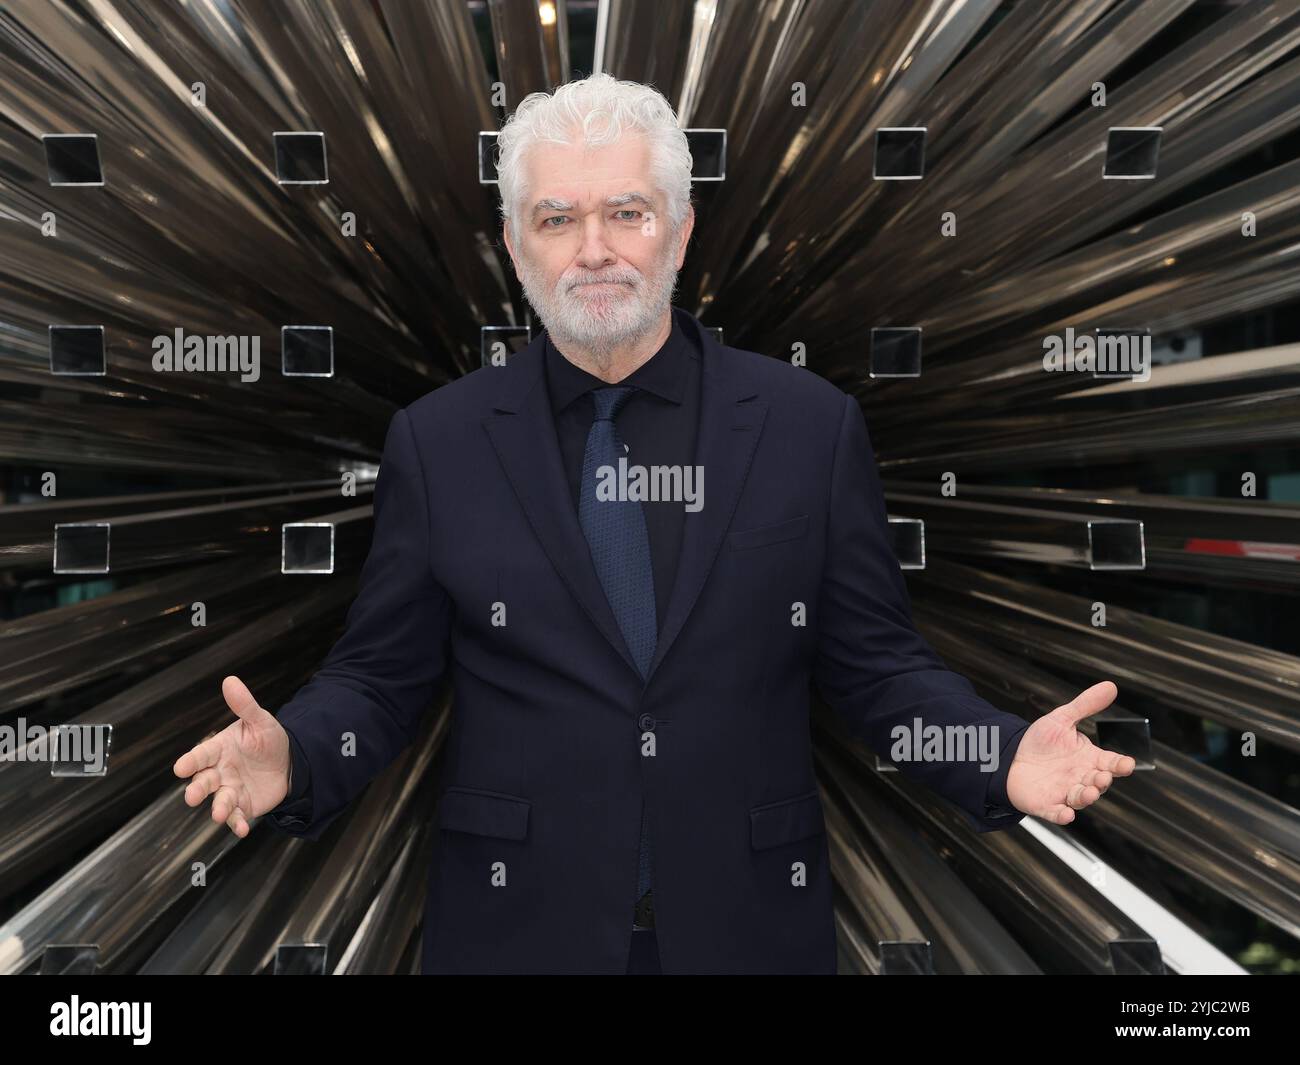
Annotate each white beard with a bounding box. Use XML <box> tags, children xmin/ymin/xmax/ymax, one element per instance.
<box><xmin>517</xmin><ymin>232</ymin><xmax>679</xmax><ymax>368</ymax></box>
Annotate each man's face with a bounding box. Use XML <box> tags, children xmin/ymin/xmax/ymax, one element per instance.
<box><xmin>504</xmin><ymin>132</ymin><xmax>693</xmax><ymax>360</ymax></box>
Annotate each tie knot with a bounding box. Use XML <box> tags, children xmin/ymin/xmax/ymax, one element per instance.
<box><xmin>592</xmin><ymin>385</ymin><xmax>635</xmax><ymax>422</ymax></box>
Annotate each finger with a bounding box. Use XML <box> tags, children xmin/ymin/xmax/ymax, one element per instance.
<box><xmin>184</xmin><ymin>767</ymin><xmax>222</xmax><ymax>806</ymax></box>
<box><xmin>1043</xmin><ymin>803</ymin><xmax>1076</xmax><ymax>825</ymax></box>
<box><xmin>1082</xmin><ymin>769</ymin><xmax>1113</xmax><ymax>794</ymax></box>
<box><xmin>1097</xmin><ymin>748</ymin><xmax>1137</xmax><ymax>775</ymax></box>
<box><xmin>212</xmin><ymin>784</ymin><xmax>239</xmax><ymax>823</ymax></box>
<box><xmin>1067</xmin><ymin>782</ymin><xmax>1100</xmax><ymax>809</ymax></box>
<box><xmin>226</xmin><ymin>805</ymin><xmax>250</xmax><ymax>838</ymax></box>
<box><xmin>222</xmin><ymin>675</ymin><xmax>269</xmax><ymax>725</ymax></box>
<box><xmin>1054</xmin><ymin>681</ymin><xmax>1118</xmax><ymax>728</ymax></box>
<box><xmin>173</xmin><ymin>735</ymin><xmax>220</xmax><ymax>779</ymax></box>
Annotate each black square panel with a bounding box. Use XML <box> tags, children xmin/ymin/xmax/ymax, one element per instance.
<box><xmin>275</xmin><ymin>943</ymin><xmax>329</xmax><ymax>975</ymax></box>
<box><xmin>870</xmin><ymin>326</ymin><xmax>921</xmax><ymax>377</ymax></box>
<box><xmin>274</xmin><ymin>131</ymin><xmax>328</xmax><ymax>184</ymax></box>
<box><xmin>53</xmin><ymin>522</ymin><xmax>110</xmax><ymax>573</ymax></box>
<box><xmin>480</xmin><ymin>325</ymin><xmax>530</xmax><ymax>367</ymax></box>
<box><xmin>282</xmin><ymin>325</ymin><xmax>334</xmax><ymax>376</ymax></box>
<box><xmin>878</xmin><ymin>940</ymin><xmax>934</xmax><ymax>974</ymax></box>
<box><xmin>1088</xmin><ymin>519</ymin><xmax>1146</xmax><ymax>571</ymax></box>
<box><xmin>887</xmin><ymin>516</ymin><xmax>925</xmax><ymax>569</ymax></box>
<box><xmin>282</xmin><ymin>523</ymin><xmax>334</xmax><ymax>573</ymax></box>
<box><xmin>684</xmin><ymin>128</ymin><xmax>726</xmax><ymax>181</ymax></box>
<box><xmin>1104</xmin><ymin>127</ymin><xmax>1162</xmax><ymax>179</ymax></box>
<box><xmin>1095</xmin><ymin>717</ymin><xmax>1154</xmax><ymax>769</ymax></box>
<box><xmin>874</xmin><ymin>128</ymin><xmax>926</xmax><ymax>179</ymax></box>
<box><xmin>479</xmin><ymin>131</ymin><xmax>499</xmax><ymax>184</ymax></box>
<box><xmin>1108</xmin><ymin>938</ymin><xmax>1165</xmax><ymax>975</ymax></box>
<box><xmin>39</xmin><ymin>945</ymin><xmax>100</xmax><ymax>975</ymax></box>
<box><xmin>49</xmin><ymin>325</ymin><xmax>106</xmax><ymax>375</ymax></box>
<box><xmin>49</xmin><ymin>723</ymin><xmax>113</xmax><ymax>777</ymax></box>
<box><xmin>1093</xmin><ymin>328</ymin><xmax>1150</xmax><ymax>381</ymax></box>
<box><xmin>43</xmin><ymin>134</ymin><xmax>104</xmax><ymax>186</ymax></box>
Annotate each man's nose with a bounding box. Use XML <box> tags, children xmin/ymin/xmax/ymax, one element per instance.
<box><xmin>574</xmin><ymin>216</ymin><xmax>617</xmax><ymax>270</ymax></box>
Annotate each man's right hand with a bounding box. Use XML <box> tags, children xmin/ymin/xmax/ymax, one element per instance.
<box><xmin>173</xmin><ymin>675</ymin><xmax>292</xmax><ymax>837</ymax></box>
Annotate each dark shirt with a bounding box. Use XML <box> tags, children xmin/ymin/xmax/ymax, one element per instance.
<box><xmin>545</xmin><ymin>315</ymin><xmax>701</xmax><ymax>634</ymax></box>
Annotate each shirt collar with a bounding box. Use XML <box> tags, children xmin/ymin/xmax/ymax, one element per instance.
<box><xmin>545</xmin><ymin>311</ymin><xmax>692</xmax><ymax>415</ymax></box>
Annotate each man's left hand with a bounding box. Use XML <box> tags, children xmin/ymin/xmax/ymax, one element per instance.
<box><xmin>1005</xmin><ymin>680</ymin><xmax>1137</xmax><ymax>825</ymax></box>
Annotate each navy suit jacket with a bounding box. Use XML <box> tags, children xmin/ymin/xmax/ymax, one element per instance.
<box><xmin>269</xmin><ymin>305</ymin><xmax>1028</xmax><ymax>974</ymax></box>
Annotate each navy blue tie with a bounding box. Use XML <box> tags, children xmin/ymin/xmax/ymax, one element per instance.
<box><xmin>578</xmin><ymin>386</ymin><xmax>656</xmax><ymax>924</ymax></box>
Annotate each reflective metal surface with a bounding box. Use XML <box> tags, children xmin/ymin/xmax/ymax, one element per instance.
<box><xmin>2</xmin><ymin>0</ymin><xmax>1298</xmax><ymax>974</ymax></box>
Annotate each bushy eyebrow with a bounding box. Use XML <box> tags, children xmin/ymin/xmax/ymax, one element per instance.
<box><xmin>530</xmin><ymin>191</ymin><xmax>658</xmax><ymax>219</ymax></box>
<box><xmin>605</xmin><ymin>192</ymin><xmax>657</xmax><ymax>211</ymax></box>
<box><xmin>531</xmin><ymin>197</ymin><xmax>574</xmax><ymax>217</ymax></box>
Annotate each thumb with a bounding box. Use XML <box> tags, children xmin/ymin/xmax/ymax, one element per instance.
<box><xmin>222</xmin><ymin>675</ymin><xmax>271</xmax><ymax>725</ymax></box>
<box><xmin>1054</xmin><ymin>680</ymin><xmax>1118</xmax><ymax>729</ymax></box>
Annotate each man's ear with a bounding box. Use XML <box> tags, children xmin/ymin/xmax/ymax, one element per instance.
<box><xmin>675</xmin><ymin>203</ymin><xmax>695</xmax><ymax>268</ymax></box>
<box><xmin>502</xmin><ymin>220</ymin><xmax>518</xmax><ymax>276</ymax></box>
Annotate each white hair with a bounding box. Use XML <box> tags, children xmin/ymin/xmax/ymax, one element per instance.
<box><xmin>496</xmin><ymin>72</ymin><xmax>693</xmax><ymax>248</ymax></box>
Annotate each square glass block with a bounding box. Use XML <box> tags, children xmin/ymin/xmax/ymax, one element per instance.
<box><xmin>274</xmin><ymin>131</ymin><xmax>328</xmax><ymax>184</ymax></box>
<box><xmin>43</xmin><ymin>133</ymin><xmax>104</xmax><ymax>186</ymax></box>
<box><xmin>480</xmin><ymin>325</ymin><xmax>530</xmax><ymax>367</ymax></box>
<box><xmin>39</xmin><ymin>945</ymin><xmax>101</xmax><ymax>975</ymax></box>
<box><xmin>53</xmin><ymin>522</ymin><xmax>110</xmax><ymax>573</ymax></box>
<box><xmin>282</xmin><ymin>523</ymin><xmax>335</xmax><ymax>574</ymax></box>
<box><xmin>1108</xmin><ymin>938</ymin><xmax>1165</xmax><ymax>975</ymax></box>
<box><xmin>274</xmin><ymin>943</ymin><xmax>329</xmax><ymax>975</ymax></box>
<box><xmin>873</xmin><ymin>127</ymin><xmax>926</xmax><ymax>180</ymax></box>
<box><xmin>478</xmin><ymin>131</ymin><xmax>499</xmax><ymax>184</ymax></box>
<box><xmin>1087</xmin><ymin>519</ymin><xmax>1145</xmax><ymax>571</ymax></box>
<box><xmin>1095</xmin><ymin>717</ymin><xmax>1154</xmax><ymax>770</ymax></box>
<box><xmin>49</xmin><ymin>325</ymin><xmax>106</xmax><ymax>375</ymax></box>
<box><xmin>1103</xmin><ymin>127</ymin><xmax>1162</xmax><ymax>179</ymax></box>
<box><xmin>887</xmin><ymin>517</ymin><xmax>925</xmax><ymax>570</ymax></box>
<box><xmin>49</xmin><ymin>723</ymin><xmax>113</xmax><ymax>777</ymax></box>
<box><xmin>684</xmin><ymin>128</ymin><xmax>726</xmax><ymax>181</ymax></box>
<box><xmin>870</xmin><ymin>326</ymin><xmax>921</xmax><ymax>377</ymax></box>
<box><xmin>282</xmin><ymin>326</ymin><xmax>334</xmax><ymax>376</ymax></box>
<box><xmin>1093</xmin><ymin>328</ymin><xmax>1151</xmax><ymax>381</ymax></box>
<box><xmin>878</xmin><ymin>940</ymin><xmax>934</xmax><ymax>974</ymax></box>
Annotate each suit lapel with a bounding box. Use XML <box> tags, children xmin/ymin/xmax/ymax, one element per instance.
<box><xmin>483</xmin><ymin>332</ymin><xmax>643</xmax><ymax>678</ymax></box>
<box><xmin>646</xmin><ymin>311</ymin><xmax>767</xmax><ymax>682</ymax></box>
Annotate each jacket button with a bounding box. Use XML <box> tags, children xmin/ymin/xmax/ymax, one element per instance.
<box><xmin>638</xmin><ymin>713</ymin><xmax>655</xmax><ymax>732</ymax></box>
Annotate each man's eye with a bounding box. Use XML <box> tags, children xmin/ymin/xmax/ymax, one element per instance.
<box><xmin>615</xmin><ymin>210</ymin><xmax>640</xmax><ymax>221</ymax></box>
<box><xmin>543</xmin><ymin>216</ymin><xmax>568</xmax><ymax>227</ymax></box>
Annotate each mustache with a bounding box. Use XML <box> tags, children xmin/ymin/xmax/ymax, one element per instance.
<box><xmin>564</xmin><ymin>273</ymin><xmax>638</xmax><ymax>289</ymax></box>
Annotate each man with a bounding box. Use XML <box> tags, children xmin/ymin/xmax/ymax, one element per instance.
<box><xmin>173</xmin><ymin>73</ymin><xmax>1136</xmax><ymax>974</ymax></box>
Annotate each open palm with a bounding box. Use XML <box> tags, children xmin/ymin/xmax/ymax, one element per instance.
<box><xmin>1005</xmin><ymin>681</ymin><xmax>1137</xmax><ymax>825</ymax></box>
<box><xmin>172</xmin><ymin>675</ymin><xmax>291</xmax><ymax>837</ymax></box>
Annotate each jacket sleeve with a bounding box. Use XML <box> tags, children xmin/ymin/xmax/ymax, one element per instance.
<box><xmin>265</xmin><ymin>726</ymin><xmax>313</xmax><ymax>828</ymax></box>
<box><xmin>812</xmin><ymin>392</ymin><xmax>1027</xmax><ymax>833</ymax></box>
<box><xmin>267</xmin><ymin>406</ymin><xmax>452</xmax><ymax>841</ymax></box>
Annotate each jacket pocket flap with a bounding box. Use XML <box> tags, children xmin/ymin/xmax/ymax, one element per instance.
<box><xmin>729</xmin><ymin>513</ymin><xmax>809</xmax><ymax>550</ymax></box>
<box><xmin>750</xmin><ymin>790</ymin><xmax>825</xmax><ymax>850</ymax></box>
<box><xmin>438</xmin><ymin>787</ymin><xmax>531</xmax><ymax>840</ymax></box>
